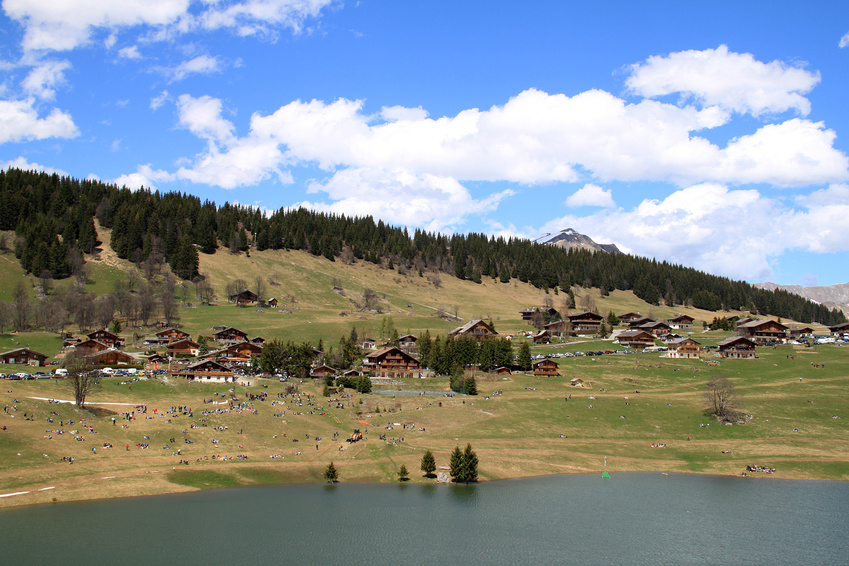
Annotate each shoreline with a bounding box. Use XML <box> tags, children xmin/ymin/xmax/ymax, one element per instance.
<box><xmin>1</xmin><ymin>459</ymin><xmax>843</xmax><ymax>512</ymax></box>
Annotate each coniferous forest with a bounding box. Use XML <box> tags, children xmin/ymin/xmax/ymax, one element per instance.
<box><xmin>1</xmin><ymin>167</ymin><xmax>844</xmax><ymax>326</ymax></box>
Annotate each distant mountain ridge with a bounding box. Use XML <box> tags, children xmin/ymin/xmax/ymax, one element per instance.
<box><xmin>541</xmin><ymin>228</ymin><xmax>621</xmax><ymax>254</ymax></box>
<box><xmin>755</xmin><ymin>282</ymin><xmax>849</xmax><ymax>316</ymax></box>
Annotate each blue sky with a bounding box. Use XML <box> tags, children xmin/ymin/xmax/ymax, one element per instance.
<box><xmin>2</xmin><ymin>1</ymin><xmax>848</xmax><ymax>286</ymax></box>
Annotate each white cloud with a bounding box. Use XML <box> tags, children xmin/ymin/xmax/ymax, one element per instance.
<box><xmin>150</xmin><ymin>90</ymin><xmax>170</xmax><ymax>110</ymax></box>
<box><xmin>21</xmin><ymin>59</ymin><xmax>71</xmax><ymax>100</ymax></box>
<box><xmin>176</xmin><ymin>93</ymin><xmax>235</xmax><ymax>142</ymax></box>
<box><xmin>3</xmin><ymin>0</ymin><xmax>191</xmax><ymax>52</ymax></box>
<box><xmin>626</xmin><ymin>45</ymin><xmax>820</xmax><ymax>116</ymax></box>
<box><xmin>840</xmin><ymin>31</ymin><xmax>849</xmax><ymax>48</ymax></box>
<box><xmin>118</xmin><ymin>45</ymin><xmax>142</xmax><ymax>60</ymax></box>
<box><xmin>300</xmin><ymin>167</ymin><xmax>515</xmax><ymax>233</ymax></box>
<box><xmin>111</xmin><ymin>164</ymin><xmax>173</xmax><ymax>190</ymax></box>
<box><xmin>538</xmin><ymin>183</ymin><xmax>849</xmax><ymax>282</ymax></box>
<box><xmin>168</xmin><ymin>88</ymin><xmax>847</xmax><ymax>190</ymax></box>
<box><xmin>162</xmin><ymin>54</ymin><xmax>222</xmax><ymax>81</ymax></box>
<box><xmin>1</xmin><ymin>156</ymin><xmax>68</xmax><ymax>176</ymax></box>
<box><xmin>0</xmin><ymin>98</ymin><xmax>78</xmax><ymax>142</ymax></box>
<box><xmin>565</xmin><ymin>183</ymin><xmax>615</xmax><ymax>208</ymax></box>
<box><xmin>3</xmin><ymin>0</ymin><xmax>336</xmax><ymax>53</ymax></box>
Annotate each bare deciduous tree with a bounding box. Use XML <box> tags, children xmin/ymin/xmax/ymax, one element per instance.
<box><xmin>63</xmin><ymin>351</ymin><xmax>100</xmax><ymax>409</ymax></box>
<box><xmin>161</xmin><ymin>275</ymin><xmax>179</xmax><ymax>326</ymax></box>
<box><xmin>704</xmin><ymin>375</ymin><xmax>743</xmax><ymax>421</ymax></box>
<box><xmin>254</xmin><ymin>276</ymin><xmax>267</xmax><ymax>306</ymax></box>
<box><xmin>195</xmin><ymin>277</ymin><xmax>215</xmax><ymax>305</ymax></box>
<box><xmin>11</xmin><ymin>282</ymin><xmax>30</xmax><ymax>332</ymax></box>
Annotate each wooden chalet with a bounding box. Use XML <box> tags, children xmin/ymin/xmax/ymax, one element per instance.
<box><xmin>167</xmin><ymin>338</ymin><xmax>200</xmax><ymax>357</ymax></box>
<box><xmin>62</xmin><ymin>335</ymin><xmax>81</xmax><ymax>349</ymax></box>
<box><xmin>157</xmin><ymin>328</ymin><xmax>190</xmax><ymax>341</ymax></box>
<box><xmin>87</xmin><ymin>329</ymin><xmax>124</xmax><ymax>348</ymax></box>
<box><xmin>734</xmin><ymin>317</ymin><xmax>754</xmax><ymax>328</ymax></box>
<box><xmin>341</xmin><ymin>369</ymin><xmax>362</xmax><ymax>378</ymax></box>
<box><xmin>398</xmin><ymin>334</ymin><xmax>418</xmax><ymax>351</ymax></box>
<box><xmin>74</xmin><ymin>339</ymin><xmax>109</xmax><ymax>355</ymax></box>
<box><xmin>364</xmin><ymin>346</ymin><xmax>421</xmax><ymax>379</ymax></box>
<box><xmin>788</xmin><ymin>326</ymin><xmax>814</xmax><ymax>340</ymax></box>
<box><xmin>667</xmin><ymin>314</ymin><xmax>695</xmax><ymax>329</ymax></box>
<box><xmin>250</xmin><ymin>336</ymin><xmax>266</xmax><ymax>346</ymax></box>
<box><xmin>617</xmin><ymin>312</ymin><xmax>643</xmax><ymax>324</ymax></box>
<box><xmin>570</xmin><ymin>377</ymin><xmax>585</xmax><ymax>387</ymax></box>
<box><xmin>310</xmin><ymin>365</ymin><xmax>338</xmax><ymax>379</ymax></box>
<box><xmin>0</xmin><ymin>347</ymin><xmax>48</xmax><ymax>366</ymax></box>
<box><xmin>84</xmin><ymin>348</ymin><xmax>137</xmax><ymax>366</ymax></box>
<box><xmin>616</xmin><ymin>330</ymin><xmax>656</xmax><ymax>350</ymax></box>
<box><xmin>566</xmin><ymin>311</ymin><xmax>603</xmax><ymax>335</ymax></box>
<box><xmin>146</xmin><ymin>353</ymin><xmax>168</xmax><ymax>365</ymax></box>
<box><xmin>491</xmin><ymin>366</ymin><xmax>512</xmax><ymax>375</ymax></box>
<box><xmin>533</xmin><ymin>330</ymin><xmax>552</xmax><ymax>344</ymax></box>
<box><xmin>666</xmin><ymin>337</ymin><xmax>701</xmax><ymax>359</ymax></box>
<box><xmin>639</xmin><ymin>321</ymin><xmax>672</xmax><ymax>337</ymax></box>
<box><xmin>520</xmin><ymin>307</ymin><xmax>558</xmax><ymax>322</ymax></box>
<box><xmin>449</xmin><ymin>320</ymin><xmax>499</xmax><ymax>341</ymax></box>
<box><xmin>628</xmin><ymin>316</ymin><xmax>655</xmax><ymax>328</ymax></box>
<box><xmin>737</xmin><ymin>319</ymin><xmax>788</xmax><ymax>344</ymax></box>
<box><xmin>717</xmin><ymin>336</ymin><xmax>757</xmax><ymax>359</ymax></box>
<box><xmin>532</xmin><ymin>358</ymin><xmax>560</xmax><ymax>377</ymax></box>
<box><xmin>173</xmin><ymin>360</ymin><xmax>234</xmax><ymax>382</ymax></box>
<box><xmin>828</xmin><ymin>322</ymin><xmax>849</xmax><ymax>339</ymax></box>
<box><xmin>213</xmin><ymin>327</ymin><xmax>249</xmax><ymax>344</ymax></box>
<box><xmin>361</xmin><ymin>337</ymin><xmax>377</xmax><ymax>350</ymax></box>
<box><xmin>543</xmin><ymin>320</ymin><xmax>568</xmax><ymax>336</ymax></box>
<box><xmin>217</xmin><ymin>341</ymin><xmax>263</xmax><ymax>365</ymax></box>
<box><xmin>266</xmin><ymin>298</ymin><xmax>279</xmax><ymax>308</ymax></box>
<box><xmin>229</xmin><ymin>289</ymin><xmax>259</xmax><ymax>305</ymax></box>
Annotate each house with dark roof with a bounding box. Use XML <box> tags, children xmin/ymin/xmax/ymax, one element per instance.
<box><xmin>520</xmin><ymin>307</ymin><xmax>558</xmax><ymax>322</ymax></box>
<box><xmin>737</xmin><ymin>319</ymin><xmax>787</xmax><ymax>344</ymax></box>
<box><xmin>717</xmin><ymin>336</ymin><xmax>757</xmax><ymax>359</ymax></box>
<box><xmin>666</xmin><ymin>337</ymin><xmax>701</xmax><ymax>359</ymax></box>
<box><xmin>213</xmin><ymin>327</ymin><xmax>249</xmax><ymax>344</ymax></box>
<box><xmin>532</xmin><ymin>358</ymin><xmax>560</xmax><ymax>377</ymax></box>
<box><xmin>0</xmin><ymin>347</ymin><xmax>48</xmax><ymax>366</ymax></box>
<box><xmin>668</xmin><ymin>314</ymin><xmax>695</xmax><ymax>329</ymax></box>
<box><xmin>87</xmin><ymin>329</ymin><xmax>124</xmax><ymax>348</ymax></box>
<box><xmin>828</xmin><ymin>322</ymin><xmax>849</xmax><ymax>339</ymax></box>
<box><xmin>567</xmin><ymin>311</ymin><xmax>603</xmax><ymax>335</ymax></box>
<box><xmin>639</xmin><ymin>321</ymin><xmax>672</xmax><ymax>337</ymax></box>
<box><xmin>364</xmin><ymin>346</ymin><xmax>421</xmax><ymax>378</ymax></box>
<box><xmin>616</xmin><ymin>330</ymin><xmax>655</xmax><ymax>350</ymax></box>
<box><xmin>449</xmin><ymin>320</ymin><xmax>499</xmax><ymax>341</ymax></box>
<box><xmin>173</xmin><ymin>360</ymin><xmax>235</xmax><ymax>382</ymax></box>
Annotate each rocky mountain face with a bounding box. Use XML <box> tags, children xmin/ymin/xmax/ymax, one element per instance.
<box><xmin>541</xmin><ymin>228</ymin><xmax>621</xmax><ymax>254</ymax></box>
<box><xmin>755</xmin><ymin>282</ymin><xmax>849</xmax><ymax>315</ymax></box>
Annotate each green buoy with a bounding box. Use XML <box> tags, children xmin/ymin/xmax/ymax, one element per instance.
<box><xmin>602</xmin><ymin>456</ymin><xmax>610</xmax><ymax>478</ymax></box>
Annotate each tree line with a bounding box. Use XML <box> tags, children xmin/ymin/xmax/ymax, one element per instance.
<box><xmin>2</xmin><ymin>167</ymin><xmax>843</xmax><ymax>325</ymax></box>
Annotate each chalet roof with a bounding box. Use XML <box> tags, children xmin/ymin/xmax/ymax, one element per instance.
<box><xmin>668</xmin><ymin>314</ymin><xmax>694</xmax><ymax>322</ymax></box>
<box><xmin>449</xmin><ymin>319</ymin><xmax>498</xmax><ymax>336</ymax></box>
<box><xmin>617</xmin><ymin>330</ymin><xmax>654</xmax><ymax>339</ymax></box>
<box><xmin>187</xmin><ymin>359</ymin><xmax>231</xmax><ymax>371</ymax></box>
<box><xmin>87</xmin><ymin>329</ymin><xmax>121</xmax><ymax>342</ymax></box>
<box><xmin>567</xmin><ymin>311</ymin><xmax>603</xmax><ymax>321</ymax></box>
<box><xmin>83</xmin><ymin>348</ymin><xmax>138</xmax><ymax>363</ymax></box>
<box><xmin>398</xmin><ymin>334</ymin><xmax>417</xmax><ymax>342</ymax></box>
<box><xmin>213</xmin><ymin>326</ymin><xmax>248</xmax><ymax>337</ymax></box>
<box><xmin>156</xmin><ymin>327</ymin><xmax>188</xmax><ymax>337</ymax></box>
<box><xmin>0</xmin><ymin>347</ymin><xmax>48</xmax><ymax>359</ymax></box>
<box><xmin>365</xmin><ymin>346</ymin><xmax>420</xmax><ymax>364</ymax></box>
<box><xmin>617</xmin><ymin>312</ymin><xmax>642</xmax><ymax>319</ymax></box>
<box><xmin>167</xmin><ymin>338</ymin><xmax>200</xmax><ymax>348</ymax></box>
<box><xmin>738</xmin><ymin>319</ymin><xmax>788</xmax><ymax>331</ymax></box>
<box><xmin>667</xmin><ymin>337</ymin><xmax>701</xmax><ymax>346</ymax></box>
<box><xmin>717</xmin><ymin>336</ymin><xmax>757</xmax><ymax>347</ymax></box>
<box><xmin>640</xmin><ymin>321</ymin><xmax>671</xmax><ymax>329</ymax></box>
<box><xmin>828</xmin><ymin>322</ymin><xmax>849</xmax><ymax>331</ymax></box>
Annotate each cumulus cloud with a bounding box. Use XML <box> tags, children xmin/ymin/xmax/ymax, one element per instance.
<box><xmin>626</xmin><ymin>45</ymin><xmax>820</xmax><ymax>116</ymax></box>
<box><xmin>301</xmin><ymin>167</ymin><xmax>514</xmax><ymax>233</ymax></box>
<box><xmin>167</xmin><ymin>87</ymin><xmax>847</xmax><ymax>190</ymax></box>
<box><xmin>0</xmin><ymin>99</ymin><xmax>78</xmax><ymax>142</ymax></box>
<box><xmin>3</xmin><ymin>0</ymin><xmax>336</xmax><ymax>53</ymax></box>
<box><xmin>21</xmin><ymin>59</ymin><xmax>71</xmax><ymax>100</ymax></box>
<box><xmin>565</xmin><ymin>183</ymin><xmax>616</xmax><ymax>208</ymax></box>
<box><xmin>538</xmin><ymin>183</ymin><xmax>849</xmax><ymax>282</ymax></box>
<box><xmin>1</xmin><ymin>156</ymin><xmax>68</xmax><ymax>176</ymax></box>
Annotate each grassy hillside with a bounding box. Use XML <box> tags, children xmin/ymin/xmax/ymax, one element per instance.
<box><xmin>0</xmin><ymin>341</ymin><xmax>846</xmax><ymax>509</ymax></box>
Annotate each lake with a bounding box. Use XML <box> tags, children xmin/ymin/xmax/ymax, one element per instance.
<box><xmin>1</xmin><ymin>473</ymin><xmax>847</xmax><ymax>565</ymax></box>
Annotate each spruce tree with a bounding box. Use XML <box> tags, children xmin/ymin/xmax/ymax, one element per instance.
<box><xmin>449</xmin><ymin>446</ymin><xmax>463</xmax><ymax>480</ymax></box>
<box><xmin>421</xmin><ymin>450</ymin><xmax>436</xmax><ymax>477</ymax></box>
<box><xmin>518</xmin><ymin>341</ymin><xmax>532</xmax><ymax>371</ymax></box>
<box><xmin>324</xmin><ymin>461</ymin><xmax>339</xmax><ymax>483</ymax></box>
<box><xmin>462</xmin><ymin>443</ymin><xmax>478</xmax><ymax>482</ymax></box>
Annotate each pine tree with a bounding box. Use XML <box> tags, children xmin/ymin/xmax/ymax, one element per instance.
<box><xmin>421</xmin><ymin>450</ymin><xmax>436</xmax><ymax>477</ymax></box>
<box><xmin>398</xmin><ymin>464</ymin><xmax>409</xmax><ymax>481</ymax></box>
<box><xmin>449</xmin><ymin>446</ymin><xmax>463</xmax><ymax>480</ymax></box>
<box><xmin>462</xmin><ymin>443</ymin><xmax>478</xmax><ymax>482</ymax></box>
<box><xmin>518</xmin><ymin>341</ymin><xmax>532</xmax><ymax>371</ymax></box>
<box><xmin>324</xmin><ymin>461</ymin><xmax>339</xmax><ymax>483</ymax></box>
